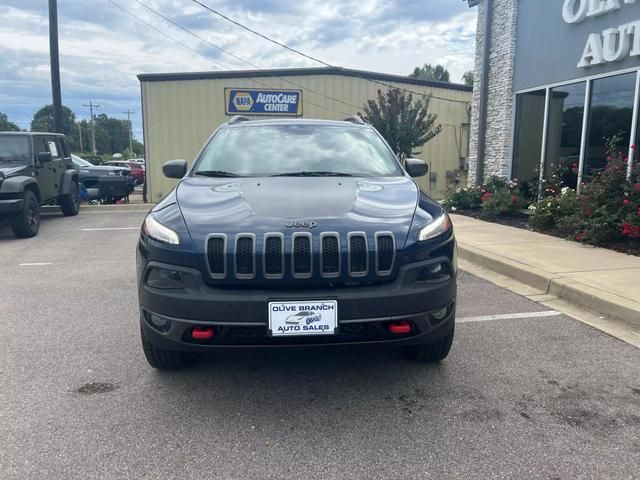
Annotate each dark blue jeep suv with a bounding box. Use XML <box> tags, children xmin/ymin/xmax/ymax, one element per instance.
<box><xmin>137</xmin><ymin>116</ymin><xmax>456</xmax><ymax>369</ymax></box>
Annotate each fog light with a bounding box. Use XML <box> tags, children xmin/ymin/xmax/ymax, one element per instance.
<box><xmin>432</xmin><ymin>308</ymin><xmax>448</xmax><ymax>321</ymax></box>
<box><xmin>428</xmin><ymin>263</ymin><xmax>443</xmax><ymax>275</ymax></box>
<box><xmin>147</xmin><ymin>267</ymin><xmax>184</xmax><ymax>289</ymax></box>
<box><xmin>149</xmin><ymin>314</ymin><xmax>169</xmax><ymax>329</ymax></box>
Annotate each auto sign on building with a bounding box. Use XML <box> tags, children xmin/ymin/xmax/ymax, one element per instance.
<box><xmin>466</xmin><ymin>0</ymin><xmax>640</xmax><ymax>190</ymax></box>
<box><xmin>225</xmin><ymin>88</ymin><xmax>302</xmax><ymax>116</ymax></box>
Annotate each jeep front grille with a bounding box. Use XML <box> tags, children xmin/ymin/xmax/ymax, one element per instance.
<box><xmin>206</xmin><ymin>235</ymin><xmax>226</xmax><ymax>278</ymax></box>
<box><xmin>292</xmin><ymin>233</ymin><xmax>312</xmax><ymax>278</ymax></box>
<box><xmin>235</xmin><ymin>234</ymin><xmax>256</xmax><ymax>278</ymax></box>
<box><xmin>320</xmin><ymin>233</ymin><xmax>340</xmax><ymax>278</ymax></box>
<box><xmin>348</xmin><ymin>233</ymin><xmax>368</xmax><ymax>277</ymax></box>
<box><xmin>264</xmin><ymin>234</ymin><xmax>284</xmax><ymax>278</ymax></box>
<box><xmin>205</xmin><ymin>231</ymin><xmax>395</xmax><ymax>281</ymax></box>
<box><xmin>375</xmin><ymin>233</ymin><xmax>395</xmax><ymax>275</ymax></box>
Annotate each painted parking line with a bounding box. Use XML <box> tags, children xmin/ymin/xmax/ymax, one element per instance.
<box><xmin>19</xmin><ymin>263</ymin><xmax>53</xmax><ymax>267</ymax></box>
<box><xmin>81</xmin><ymin>227</ymin><xmax>140</xmax><ymax>231</ymax></box>
<box><xmin>457</xmin><ymin>310</ymin><xmax>562</xmax><ymax>323</ymax></box>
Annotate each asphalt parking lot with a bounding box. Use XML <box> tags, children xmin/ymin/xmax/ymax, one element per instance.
<box><xmin>1</xmin><ymin>210</ymin><xmax>640</xmax><ymax>480</ymax></box>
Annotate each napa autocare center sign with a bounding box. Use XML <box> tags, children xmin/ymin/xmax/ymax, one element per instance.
<box><xmin>514</xmin><ymin>0</ymin><xmax>640</xmax><ymax>91</ymax></box>
<box><xmin>225</xmin><ymin>88</ymin><xmax>302</xmax><ymax>116</ymax></box>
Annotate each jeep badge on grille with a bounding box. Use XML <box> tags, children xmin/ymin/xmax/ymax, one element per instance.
<box><xmin>285</xmin><ymin>220</ymin><xmax>318</xmax><ymax>228</ymax></box>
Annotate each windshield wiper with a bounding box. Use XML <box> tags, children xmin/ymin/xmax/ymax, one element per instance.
<box><xmin>195</xmin><ymin>170</ymin><xmax>242</xmax><ymax>177</ymax></box>
<box><xmin>272</xmin><ymin>171</ymin><xmax>353</xmax><ymax>177</ymax></box>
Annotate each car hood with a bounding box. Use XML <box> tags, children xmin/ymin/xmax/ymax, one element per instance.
<box><xmin>176</xmin><ymin>176</ymin><xmax>419</xmax><ymax>244</ymax></box>
<box><xmin>0</xmin><ymin>164</ymin><xmax>31</xmax><ymax>181</ymax></box>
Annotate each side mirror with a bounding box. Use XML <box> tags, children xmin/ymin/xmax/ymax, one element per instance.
<box><xmin>38</xmin><ymin>151</ymin><xmax>52</xmax><ymax>163</ymax></box>
<box><xmin>405</xmin><ymin>158</ymin><xmax>428</xmax><ymax>178</ymax></box>
<box><xmin>162</xmin><ymin>159</ymin><xmax>188</xmax><ymax>179</ymax></box>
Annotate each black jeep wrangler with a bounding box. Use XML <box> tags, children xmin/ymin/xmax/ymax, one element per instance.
<box><xmin>0</xmin><ymin>132</ymin><xmax>80</xmax><ymax>238</ymax></box>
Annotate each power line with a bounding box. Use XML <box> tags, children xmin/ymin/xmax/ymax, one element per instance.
<box><xmin>124</xmin><ymin>0</ymin><xmax>359</xmax><ymax>115</ymax></box>
<box><xmin>123</xmin><ymin>109</ymin><xmax>135</xmax><ymax>152</ymax></box>
<box><xmin>188</xmin><ymin>0</ymin><xmax>471</xmax><ymax>106</ymax></box>
<box><xmin>104</xmin><ymin>0</ymin><xmax>353</xmax><ymax>116</ymax></box>
<box><xmin>190</xmin><ymin>0</ymin><xmax>334</xmax><ymax>69</ymax></box>
<box><xmin>105</xmin><ymin>0</ymin><xmax>233</xmax><ymax>71</ymax></box>
<box><xmin>82</xmin><ymin>100</ymin><xmax>100</xmax><ymax>155</ymax></box>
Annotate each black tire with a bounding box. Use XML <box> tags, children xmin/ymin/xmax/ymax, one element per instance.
<box><xmin>59</xmin><ymin>181</ymin><xmax>80</xmax><ymax>216</ymax></box>
<box><xmin>10</xmin><ymin>190</ymin><xmax>40</xmax><ymax>238</ymax></box>
<box><xmin>404</xmin><ymin>324</ymin><xmax>455</xmax><ymax>362</ymax></box>
<box><xmin>141</xmin><ymin>330</ymin><xmax>195</xmax><ymax>370</ymax></box>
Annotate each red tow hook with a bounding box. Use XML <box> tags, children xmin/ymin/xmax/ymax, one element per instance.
<box><xmin>191</xmin><ymin>326</ymin><xmax>216</xmax><ymax>340</ymax></box>
<box><xmin>388</xmin><ymin>321</ymin><xmax>412</xmax><ymax>334</ymax></box>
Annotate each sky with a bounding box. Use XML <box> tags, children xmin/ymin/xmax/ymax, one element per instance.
<box><xmin>0</xmin><ymin>0</ymin><xmax>477</xmax><ymax>143</ymax></box>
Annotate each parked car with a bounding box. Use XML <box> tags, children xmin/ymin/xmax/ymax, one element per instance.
<box><xmin>80</xmin><ymin>155</ymin><xmax>103</xmax><ymax>165</ymax></box>
<box><xmin>0</xmin><ymin>132</ymin><xmax>80</xmax><ymax>238</ymax></box>
<box><xmin>72</xmin><ymin>155</ymin><xmax>134</xmax><ymax>190</ymax></box>
<box><xmin>137</xmin><ymin>116</ymin><xmax>456</xmax><ymax>370</ymax></box>
<box><xmin>105</xmin><ymin>160</ymin><xmax>145</xmax><ymax>185</ymax></box>
<box><xmin>130</xmin><ymin>158</ymin><xmax>145</xmax><ymax>168</ymax></box>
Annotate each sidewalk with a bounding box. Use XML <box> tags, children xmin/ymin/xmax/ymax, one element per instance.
<box><xmin>451</xmin><ymin>214</ymin><xmax>640</xmax><ymax>330</ymax></box>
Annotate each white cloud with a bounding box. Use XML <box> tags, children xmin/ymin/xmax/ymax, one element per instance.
<box><xmin>0</xmin><ymin>0</ymin><xmax>477</xmax><ymax>138</ymax></box>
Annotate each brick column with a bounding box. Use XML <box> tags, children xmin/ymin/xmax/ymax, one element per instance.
<box><xmin>468</xmin><ymin>0</ymin><xmax>518</xmax><ymax>185</ymax></box>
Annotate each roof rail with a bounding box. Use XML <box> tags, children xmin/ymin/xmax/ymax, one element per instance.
<box><xmin>228</xmin><ymin>115</ymin><xmax>251</xmax><ymax>125</ymax></box>
<box><xmin>343</xmin><ymin>115</ymin><xmax>365</xmax><ymax>125</ymax></box>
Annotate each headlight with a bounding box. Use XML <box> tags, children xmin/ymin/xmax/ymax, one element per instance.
<box><xmin>142</xmin><ymin>214</ymin><xmax>180</xmax><ymax>245</ymax></box>
<box><xmin>418</xmin><ymin>213</ymin><xmax>452</xmax><ymax>242</ymax></box>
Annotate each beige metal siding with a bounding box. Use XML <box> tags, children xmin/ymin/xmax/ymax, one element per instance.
<box><xmin>141</xmin><ymin>74</ymin><xmax>472</xmax><ymax>202</ymax></box>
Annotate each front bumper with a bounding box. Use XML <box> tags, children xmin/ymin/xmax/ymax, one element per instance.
<box><xmin>0</xmin><ymin>198</ymin><xmax>24</xmax><ymax>215</ymax></box>
<box><xmin>138</xmin><ymin>257</ymin><xmax>456</xmax><ymax>350</ymax></box>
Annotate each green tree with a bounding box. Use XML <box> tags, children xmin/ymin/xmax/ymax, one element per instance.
<box><xmin>359</xmin><ymin>88</ymin><xmax>442</xmax><ymax>160</ymax></box>
<box><xmin>132</xmin><ymin>139</ymin><xmax>145</xmax><ymax>156</ymax></box>
<box><xmin>30</xmin><ymin>105</ymin><xmax>79</xmax><ymax>151</ymax></box>
<box><xmin>462</xmin><ymin>70</ymin><xmax>474</xmax><ymax>87</ymax></box>
<box><xmin>409</xmin><ymin>64</ymin><xmax>450</xmax><ymax>82</ymax></box>
<box><xmin>93</xmin><ymin>114</ymin><xmax>130</xmax><ymax>154</ymax></box>
<box><xmin>0</xmin><ymin>112</ymin><xmax>20</xmax><ymax>131</ymax></box>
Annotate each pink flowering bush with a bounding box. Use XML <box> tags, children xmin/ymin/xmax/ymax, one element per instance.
<box><xmin>556</xmin><ymin>137</ymin><xmax>639</xmax><ymax>252</ymax></box>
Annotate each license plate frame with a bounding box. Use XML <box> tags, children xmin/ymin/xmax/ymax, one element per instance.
<box><xmin>268</xmin><ymin>300</ymin><xmax>338</xmax><ymax>337</ymax></box>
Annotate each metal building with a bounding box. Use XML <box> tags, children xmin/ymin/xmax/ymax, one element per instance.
<box><xmin>138</xmin><ymin>67</ymin><xmax>472</xmax><ymax>202</ymax></box>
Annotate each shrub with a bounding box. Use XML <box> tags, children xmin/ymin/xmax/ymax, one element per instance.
<box><xmin>442</xmin><ymin>186</ymin><xmax>482</xmax><ymax>211</ymax></box>
<box><xmin>528</xmin><ymin>187</ymin><xmax>579</xmax><ymax>231</ymax></box>
<box><xmin>478</xmin><ymin>176</ymin><xmax>524</xmax><ymax>218</ymax></box>
<box><xmin>557</xmin><ymin>136</ymin><xmax>639</xmax><ymax>250</ymax></box>
<box><xmin>481</xmin><ymin>188</ymin><xmax>524</xmax><ymax>218</ymax></box>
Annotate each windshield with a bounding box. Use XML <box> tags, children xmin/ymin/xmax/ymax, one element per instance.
<box><xmin>0</xmin><ymin>136</ymin><xmax>31</xmax><ymax>167</ymax></box>
<box><xmin>193</xmin><ymin>124</ymin><xmax>402</xmax><ymax>177</ymax></box>
<box><xmin>72</xmin><ymin>155</ymin><xmax>94</xmax><ymax>167</ymax></box>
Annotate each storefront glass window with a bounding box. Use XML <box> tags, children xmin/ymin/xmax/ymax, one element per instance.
<box><xmin>585</xmin><ymin>73</ymin><xmax>636</xmax><ymax>176</ymax></box>
<box><xmin>512</xmin><ymin>90</ymin><xmax>546</xmax><ymax>184</ymax></box>
<box><xmin>545</xmin><ymin>82</ymin><xmax>585</xmax><ymax>189</ymax></box>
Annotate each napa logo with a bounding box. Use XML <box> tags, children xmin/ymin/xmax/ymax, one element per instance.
<box><xmin>225</xmin><ymin>88</ymin><xmax>303</xmax><ymax>116</ymax></box>
<box><xmin>232</xmin><ymin>91</ymin><xmax>253</xmax><ymax>112</ymax></box>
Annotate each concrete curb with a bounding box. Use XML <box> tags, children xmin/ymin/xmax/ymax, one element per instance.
<box><xmin>457</xmin><ymin>242</ymin><xmax>640</xmax><ymax>330</ymax></box>
<box><xmin>43</xmin><ymin>204</ymin><xmax>153</xmax><ymax>212</ymax></box>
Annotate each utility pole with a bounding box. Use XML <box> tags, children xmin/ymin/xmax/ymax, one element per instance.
<box><xmin>122</xmin><ymin>109</ymin><xmax>135</xmax><ymax>153</ymax></box>
<box><xmin>48</xmin><ymin>0</ymin><xmax>63</xmax><ymax>133</ymax></box>
<box><xmin>83</xmin><ymin>101</ymin><xmax>100</xmax><ymax>155</ymax></box>
<box><xmin>78</xmin><ymin>123</ymin><xmax>83</xmax><ymax>153</ymax></box>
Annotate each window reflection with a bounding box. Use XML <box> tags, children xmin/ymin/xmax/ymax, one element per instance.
<box><xmin>512</xmin><ymin>90</ymin><xmax>546</xmax><ymax>183</ymax></box>
<box><xmin>546</xmin><ymin>82</ymin><xmax>585</xmax><ymax>189</ymax></box>
<box><xmin>585</xmin><ymin>73</ymin><xmax>636</xmax><ymax>176</ymax></box>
